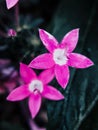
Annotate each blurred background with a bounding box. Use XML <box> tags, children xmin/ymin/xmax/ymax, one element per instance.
<box><xmin>0</xmin><ymin>0</ymin><xmax>98</xmax><ymax>130</ymax></box>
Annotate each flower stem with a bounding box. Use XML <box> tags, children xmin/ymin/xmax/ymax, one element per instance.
<box><xmin>14</xmin><ymin>3</ymin><xmax>19</xmax><ymax>29</ymax></box>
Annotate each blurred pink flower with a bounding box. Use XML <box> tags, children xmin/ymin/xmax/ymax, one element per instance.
<box><xmin>6</xmin><ymin>0</ymin><xmax>19</xmax><ymax>9</ymax></box>
<box><xmin>0</xmin><ymin>59</ymin><xmax>20</xmax><ymax>94</ymax></box>
<box><xmin>7</xmin><ymin>63</ymin><xmax>64</xmax><ymax>118</ymax></box>
<box><xmin>29</xmin><ymin>29</ymin><xmax>94</xmax><ymax>89</ymax></box>
<box><xmin>0</xmin><ymin>59</ymin><xmax>10</xmax><ymax>68</ymax></box>
<box><xmin>7</xmin><ymin>29</ymin><xmax>17</xmax><ymax>37</ymax></box>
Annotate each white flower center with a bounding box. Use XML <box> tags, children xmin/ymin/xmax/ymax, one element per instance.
<box><xmin>29</xmin><ymin>80</ymin><xmax>43</xmax><ymax>93</ymax></box>
<box><xmin>53</xmin><ymin>48</ymin><xmax>68</xmax><ymax>65</ymax></box>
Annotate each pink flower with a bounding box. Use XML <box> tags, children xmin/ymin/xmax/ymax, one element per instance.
<box><xmin>29</xmin><ymin>29</ymin><xmax>94</xmax><ymax>89</ymax></box>
<box><xmin>7</xmin><ymin>63</ymin><xmax>64</xmax><ymax>118</ymax></box>
<box><xmin>6</xmin><ymin>0</ymin><xmax>19</xmax><ymax>9</ymax></box>
<box><xmin>7</xmin><ymin>29</ymin><xmax>17</xmax><ymax>37</ymax></box>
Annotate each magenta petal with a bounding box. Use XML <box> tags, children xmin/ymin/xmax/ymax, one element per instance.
<box><xmin>7</xmin><ymin>85</ymin><xmax>30</xmax><ymax>101</ymax></box>
<box><xmin>60</xmin><ymin>29</ymin><xmax>79</xmax><ymax>52</ymax></box>
<box><xmin>68</xmin><ymin>53</ymin><xmax>94</xmax><ymax>68</ymax></box>
<box><xmin>38</xmin><ymin>68</ymin><xmax>54</xmax><ymax>84</ymax></box>
<box><xmin>6</xmin><ymin>0</ymin><xmax>19</xmax><ymax>9</ymax></box>
<box><xmin>20</xmin><ymin>63</ymin><xmax>37</xmax><ymax>83</ymax></box>
<box><xmin>39</xmin><ymin>29</ymin><xmax>58</xmax><ymax>53</ymax></box>
<box><xmin>28</xmin><ymin>94</ymin><xmax>41</xmax><ymax>118</ymax></box>
<box><xmin>55</xmin><ymin>64</ymin><xmax>70</xmax><ymax>89</ymax></box>
<box><xmin>42</xmin><ymin>85</ymin><xmax>64</xmax><ymax>100</ymax></box>
<box><xmin>29</xmin><ymin>53</ymin><xmax>55</xmax><ymax>69</ymax></box>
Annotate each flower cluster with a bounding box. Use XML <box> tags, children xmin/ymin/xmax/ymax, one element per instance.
<box><xmin>7</xmin><ymin>29</ymin><xmax>94</xmax><ymax>118</ymax></box>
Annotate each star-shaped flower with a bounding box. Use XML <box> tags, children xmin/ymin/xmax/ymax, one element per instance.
<box><xmin>6</xmin><ymin>0</ymin><xmax>19</xmax><ymax>9</ymax></box>
<box><xmin>29</xmin><ymin>29</ymin><xmax>94</xmax><ymax>89</ymax></box>
<box><xmin>7</xmin><ymin>63</ymin><xmax>64</xmax><ymax>118</ymax></box>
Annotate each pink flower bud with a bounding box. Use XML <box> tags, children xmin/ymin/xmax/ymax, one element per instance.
<box><xmin>7</xmin><ymin>29</ymin><xmax>17</xmax><ymax>37</ymax></box>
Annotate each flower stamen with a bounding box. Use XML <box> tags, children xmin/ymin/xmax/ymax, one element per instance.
<box><xmin>29</xmin><ymin>80</ymin><xmax>43</xmax><ymax>93</ymax></box>
<box><xmin>53</xmin><ymin>48</ymin><xmax>68</xmax><ymax>65</ymax></box>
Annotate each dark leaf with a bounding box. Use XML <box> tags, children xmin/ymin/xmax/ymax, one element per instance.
<box><xmin>47</xmin><ymin>0</ymin><xmax>98</xmax><ymax>130</ymax></box>
<box><xmin>0</xmin><ymin>121</ymin><xmax>25</xmax><ymax>130</ymax></box>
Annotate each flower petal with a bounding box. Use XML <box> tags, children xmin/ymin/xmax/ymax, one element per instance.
<box><xmin>68</xmin><ymin>53</ymin><xmax>94</xmax><ymax>68</ymax></box>
<box><xmin>38</xmin><ymin>68</ymin><xmax>54</xmax><ymax>85</ymax></box>
<box><xmin>60</xmin><ymin>29</ymin><xmax>79</xmax><ymax>52</ymax></box>
<box><xmin>42</xmin><ymin>85</ymin><xmax>64</xmax><ymax>100</ymax></box>
<box><xmin>39</xmin><ymin>29</ymin><xmax>58</xmax><ymax>53</ymax></box>
<box><xmin>29</xmin><ymin>53</ymin><xmax>55</xmax><ymax>69</ymax></box>
<box><xmin>55</xmin><ymin>64</ymin><xmax>70</xmax><ymax>89</ymax></box>
<box><xmin>28</xmin><ymin>94</ymin><xmax>41</xmax><ymax>118</ymax></box>
<box><xmin>20</xmin><ymin>63</ymin><xmax>37</xmax><ymax>83</ymax></box>
<box><xmin>7</xmin><ymin>85</ymin><xmax>30</xmax><ymax>101</ymax></box>
<box><xmin>6</xmin><ymin>0</ymin><xmax>19</xmax><ymax>9</ymax></box>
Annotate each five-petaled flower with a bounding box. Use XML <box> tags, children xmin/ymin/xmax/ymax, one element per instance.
<box><xmin>29</xmin><ymin>29</ymin><xmax>94</xmax><ymax>89</ymax></box>
<box><xmin>7</xmin><ymin>63</ymin><xmax>64</xmax><ymax>118</ymax></box>
<box><xmin>6</xmin><ymin>0</ymin><xmax>19</xmax><ymax>9</ymax></box>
